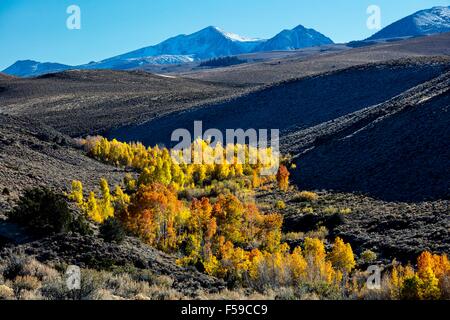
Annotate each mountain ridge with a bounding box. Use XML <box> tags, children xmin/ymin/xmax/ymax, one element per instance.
<box><xmin>4</xmin><ymin>6</ymin><xmax>450</xmax><ymax>77</ymax></box>
<box><xmin>2</xmin><ymin>24</ymin><xmax>333</xmax><ymax>77</ymax></box>
<box><xmin>256</xmin><ymin>24</ymin><xmax>333</xmax><ymax>51</ymax></box>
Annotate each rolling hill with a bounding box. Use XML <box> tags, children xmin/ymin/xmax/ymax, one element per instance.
<box><xmin>0</xmin><ymin>70</ymin><xmax>244</xmax><ymax>136</ymax></box>
<box><xmin>287</xmin><ymin>70</ymin><xmax>450</xmax><ymax>202</ymax></box>
<box><xmin>2</xmin><ymin>60</ymin><xmax>72</xmax><ymax>78</ymax></box>
<box><xmin>2</xmin><ymin>34</ymin><xmax>449</xmax><ymax>138</ymax></box>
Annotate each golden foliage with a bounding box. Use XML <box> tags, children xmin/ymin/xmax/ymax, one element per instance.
<box><xmin>69</xmin><ymin>179</ymin><xmax>128</xmax><ymax>223</ymax></box>
<box><xmin>69</xmin><ymin>136</ymin><xmax>449</xmax><ymax>300</ymax></box>
<box><xmin>276</xmin><ymin>165</ymin><xmax>290</xmax><ymax>191</ymax></box>
<box><xmin>296</xmin><ymin>191</ymin><xmax>319</xmax><ymax>202</ymax></box>
<box><xmin>80</xmin><ymin>136</ymin><xmax>278</xmax><ymax>189</ymax></box>
<box><xmin>389</xmin><ymin>252</ymin><xmax>450</xmax><ymax>300</ymax></box>
<box><xmin>328</xmin><ymin>237</ymin><xmax>356</xmax><ymax>274</ymax></box>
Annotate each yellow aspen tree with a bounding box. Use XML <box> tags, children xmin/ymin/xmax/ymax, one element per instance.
<box><xmin>69</xmin><ymin>180</ymin><xmax>84</xmax><ymax>206</ymax></box>
<box><xmin>86</xmin><ymin>191</ymin><xmax>102</xmax><ymax>222</ymax></box>
<box><xmin>304</xmin><ymin>237</ymin><xmax>336</xmax><ymax>283</ymax></box>
<box><xmin>252</xmin><ymin>171</ymin><xmax>261</xmax><ymax>188</ymax></box>
<box><xmin>290</xmin><ymin>247</ymin><xmax>308</xmax><ymax>282</ymax></box>
<box><xmin>329</xmin><ymin>237</ymin><xmax>356</xmax><ymax>274</ymax></box>
<box><xmin>417</xmin><ymin>251</ymin><xmax>434</xmax><ymax>277</ymax></box>
<box><xmin>113</xmin><ymin>185</ymin><xmax>130</xmax><ymax>211</ymax></box>
<box><xmin>99</xmin><ymin>178</ymin><xmax>114</xmax><ymax>222</ymax></box>
<box><xmin>419</xmin><ymin>267</ymin><xmax>441</xmax><ymax>300</ymax></box>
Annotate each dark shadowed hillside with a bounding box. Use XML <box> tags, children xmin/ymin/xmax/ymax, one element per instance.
<box><xmin>289</xmin><ymin>72</ymin><xmax>450</xmax><ymax>202</ymax></box>
<box><xmin>106</xmin><ymin>58</ymin><xmax>450</xmax><ymax>149</ymax></box>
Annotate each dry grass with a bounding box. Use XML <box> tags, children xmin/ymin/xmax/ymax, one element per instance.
<box><xmin>0</xmin><ymin>254</ymin><xmax>186</xmax><ymax>300</ymax></box>
<box><xmin>0</xmin><ymin>284</ymin><xmax>14</xmax><ymax>300</ymax></box>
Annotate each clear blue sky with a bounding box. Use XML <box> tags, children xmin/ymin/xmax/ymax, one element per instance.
<box><xmin>1</xmin><ymin>0</ymin><xmax>449</xmax><ymax>70</ymax></box>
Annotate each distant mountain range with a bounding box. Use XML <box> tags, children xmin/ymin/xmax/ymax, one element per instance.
<box><xmin>3</xmin><ymin>24</ymin><xmax>333</xmax><ymax>77</ymax></box>
<box><xmin>3</xmin><ymin>6</ymin><xmax>450</xmax><ymax>77</ymax></box>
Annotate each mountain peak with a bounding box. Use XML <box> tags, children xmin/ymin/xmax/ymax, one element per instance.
<box><xmin>292</xmin><ymin>24</ymin><xmax>307</xmax><ymax>30</ymax></box>
<box><xmin>257</xmin><ymin>24</ymin><xmax>333</xmax><ymax>51</ymax></box>
<box><xmin>3</xmin><ymin>60</ymin><xmax>71</xmax><ymax>77</ymax></box>
<box><xmin>198</xmin><ymin>25</ymin><xmax>221</xmax><ymax>33</ymax></box>
<box><xmin>199</xmin><ymin>26</ymin><xmax>260</xmax><ymax>42</ymax></box>
<box><xmin>367</xmin><ymin>6</ymin><xmax>450</xmax><ymax>40</ymax></box>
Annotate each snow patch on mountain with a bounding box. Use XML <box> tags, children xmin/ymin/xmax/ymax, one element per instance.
<box><xmin>213</xmin><ymin>27</ymin><xmax>261</xmax><ymax>42</ymax></box>
<box><xmin>413</xmin><ymin>6</ymin><xmax>450</xmax><ymax>31</ymax></box>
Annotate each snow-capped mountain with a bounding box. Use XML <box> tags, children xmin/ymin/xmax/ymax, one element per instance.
<box><xmin>2</xmin><ymin>60</ymin><xmax>72</xmax><ymax>77</ymax></box>
<box><xmin>3</xmin><ymin>25</ymin><xmax>332</xmax><ymax>77</ymax></box>
<box><xmin>367</xmin><ymin>6</ymin><xmax>450</xmax><ymax>40</ymax></box>
<box><xmin>256</xmin><ymin>25</ymin><xmax>333</xmax><ymax>51</ymax></box>
<box><xmin>102</xmin><ymin>26</ymin><xmax>263</xmax><ymax>63</ymax></box>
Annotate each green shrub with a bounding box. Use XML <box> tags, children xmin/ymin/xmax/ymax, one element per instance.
<box><xmin>2</xmin><ymin>254</ymin><xmax>29</xmax><ymax>280</ymax></box>
<box><xmin>401</xmin><ymin>275</ymin><xmax>422</xmax><ymax>300</ymax></box>
<box><xmin>13</xmin><ymin>275</ymin><xmax>40</xmax><ymax>297</ymax></box>
<box><xmin>361</xmin><ymin>250</ymin><xmax>377</xmax><ymax>264</ymax></box>
<box><xmin>302</xmin><ymin>207</ymin><xmax>314</xmax><ymax>214</ymax></box>
<box><xmin>100</xmin><ymin>217</ymin><xmax>126</xmax><ymax>243</ymax></box>
<box><xmin>8</xmin><ymin>187</ymin><xmax>91</xmax><ymax>237</ymax></box>
<box><xmin>70</xmin><ymin>215</ymin><xmax>93</xmax><ymax>236</ymax></box>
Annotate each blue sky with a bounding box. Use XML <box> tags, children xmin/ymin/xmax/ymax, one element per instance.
<box><xmin>1</xmin><ymin>0</ymin><xmax>449</xmax><ymax>70</ymax></box>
